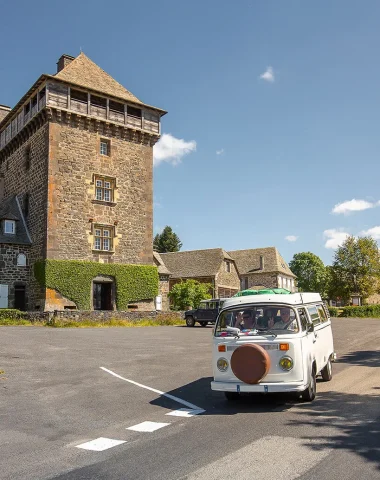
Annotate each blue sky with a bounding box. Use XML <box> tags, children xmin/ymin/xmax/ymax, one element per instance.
<box><xmin>2</xmin><ymin>0</ymin><xmax>380</xmax><ymax>265</ymax></box>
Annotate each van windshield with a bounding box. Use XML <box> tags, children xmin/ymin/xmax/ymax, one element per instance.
<box><xmin>215</xmin><ymin>305</ymin><xmax>299</xmax><ymax>337</ymax></box>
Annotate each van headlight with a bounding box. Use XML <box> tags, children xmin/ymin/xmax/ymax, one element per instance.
<box><xmin>217</xmin><ymin>358</ymin><xmax>229</xmax><ymax>372</ymax></box>
<box><xmin>279</xmin><ymin>356</ymin><xmax>293</xmax><ymax>371</ymax></box>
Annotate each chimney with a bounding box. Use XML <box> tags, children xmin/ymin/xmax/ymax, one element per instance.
<box><xmin>260</xmin><ymin>255</ymin><xmax>264</xmax><ymax>270</ymax></box>
<box><xmin>56</xmin><ymin>54</ymin><xmax>75</xmax><ymax>73</ymax></box>
<box><xmin>0</xmin><ymin>104</ymin><xmax>11</xmax><ymax>123</ymax></box>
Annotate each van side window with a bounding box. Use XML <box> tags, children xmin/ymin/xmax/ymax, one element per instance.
<box><xmin>316</xmin><ymin>304</ymin><xmax>328</xmax><ymax>323</ymax></box>
<box><xmin>298</xmin><ymin>308</ymin><xmax>309</xmax><ymax>331</ymax></box>
<box><xmin>307</xmin><ymin>305</ymin><xmax>321</xmax><ymax>326</ymax></box>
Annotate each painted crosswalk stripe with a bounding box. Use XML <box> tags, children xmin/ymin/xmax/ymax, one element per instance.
<box><xmin>127</xmin><ymin>421</ymin><xmax>170</xmax><ymax>432</ymax></box>
<box><xmin>166</xmin><ymin>408</ymin><xmax>205</xmax><ymax>417</ymax></box>
<box><xmin>76</xmin><ymin>437</ymin><xmax>126</xmax><ymax>451</ymax></box>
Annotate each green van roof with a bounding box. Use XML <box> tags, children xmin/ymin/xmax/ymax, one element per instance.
<box><xmin>233</xmin><ymin>288</ymin><xmax>291</xmax><ymax>297</ymax></box>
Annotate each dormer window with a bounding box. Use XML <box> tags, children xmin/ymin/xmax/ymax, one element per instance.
<box><xmin>4</xmin><ymin>220</ymin><xmax>15</xmax><ymax>234</ymax></box>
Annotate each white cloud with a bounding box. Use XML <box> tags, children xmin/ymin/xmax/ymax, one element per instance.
<box><xmin>285</xmin><ymin>235</ymin><xmax>298</xmax><ymax>242</ymax></box>
<box><xmin>216</xmin><ymin>149</ymin><xmax>224</xmax><ymax>155</ymax></box>
<box><xmin>153</xmin><ymin>133</ymin><xmax>196</xmax><ymax>167</ymax></box>
<box><xmin>359</xmin><ymin>226</ymin><xmax>380</xmax><ymax>240</ymax></box>
<box><xmin>323</xmin><ymin>229</ymin><xmax>350</xmax><ymax>249</ymax></box>
<box><xmin>259</xmin><ymin>66</ymin><xmax>275</xmax><ymax>83</ymax></box>
<box><xmin>332</xmin><ymin>199</ymin><xmax>378</xmax><ymax>215</ymax></box>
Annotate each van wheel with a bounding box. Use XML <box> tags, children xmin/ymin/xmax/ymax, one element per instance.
<box><xmin>186</xmin><ymin>316</ymin><xmax>195</xmax><ymax>327</ymax></box>
<box><xmin>302</xmin><ymin>367</ymin><xmax>316</xmax><ymax>402</ymax></box>
<box><xmin>321</xmin><ymin>358</ymin><xmax>332</xmax><ymax>381</ymax></box>
<box><xmin>200</xmin><ymin>321</ymin><xmax>208</xmax><ymax>327</ymax></box>
<box><xmin>225</xmin><ymin>391</ymin><xmax>240</xmax><ymax>401</ymax></box>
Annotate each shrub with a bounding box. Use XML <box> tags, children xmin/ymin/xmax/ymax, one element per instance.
<box><xmin>328</xmin><ymin>307</ymin><xmax>340</xmax><ymax>317</ymax></box>
<box><xmin>0</xmin><ymin>309</ymin><xmax>28</xmax><ymax>320</ymax></box>
<box><xmin>340</xmin><ymin>305</ymin><xmax>380</xmax><ymax>318</ymax></box>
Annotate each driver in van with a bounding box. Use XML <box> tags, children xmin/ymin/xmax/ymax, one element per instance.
<box><xmin>274</xmin><ymin>308</ymin><xmax>299</xmax><ymax>332</ymax></box>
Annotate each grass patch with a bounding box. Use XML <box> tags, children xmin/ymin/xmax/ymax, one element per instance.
<box><xmin>0</xmin><ymin>318</ymin><xmax>35</xmax><ymax>326</ymax></box>
<box><xmin>51</xmin><ymin>317</ymin><xmax>186</xmax><ymax>328</ymax></box>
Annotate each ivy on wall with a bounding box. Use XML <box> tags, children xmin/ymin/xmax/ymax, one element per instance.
<box><xmin>34</xmin><ymin>260</ymin><xmax>159</xmax><ymax>310</ymax></box>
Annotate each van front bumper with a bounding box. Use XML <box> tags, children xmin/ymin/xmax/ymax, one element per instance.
<box><xmin>211</xmin><ymin>380</ymin><xmax>307</xmax><ymax>393</ymax></box>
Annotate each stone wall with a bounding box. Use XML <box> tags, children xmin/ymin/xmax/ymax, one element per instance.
<box><xmin>0</xmin><ymin>123</ymin><xmax>49</xmax><ymax>309</ymax></box>
<box><xmin>215</xmin><ymin>261</ymin><xmax>240</xmax><ymax>297</ymax></box>
<box><xmin>47</xmin><ymin>120</ymin><xmax>153</xmax><ymax>265</ymax></box>
<box><xmin>0</xmin><ymin>244</ymin><xmax>31</xmax><ymax>308</ymax></box>
<box><xmin>159</xmin><ymin>275</ymin><xmax>170</xmax><ymax>311</ymax></box>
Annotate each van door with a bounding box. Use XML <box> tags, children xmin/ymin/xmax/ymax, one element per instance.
<box><xmin>306</xmin><ymin>305</ymin><xmax>324</xmax><ymax>372</ymax></box>
<box><xmin>315</xmin><ymin>303</ymin><xmax>334</xmax><ymax>366</ymax></box>
<box><xmin>298</xmin><ymin>307</ymin><xmax>316</xmax><ymax>381</ymax></box>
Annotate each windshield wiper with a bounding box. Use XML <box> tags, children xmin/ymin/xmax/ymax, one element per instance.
<box><xmin>257</xmin><ymin>329</ymin><xmax>278</xmax><ymax>338</ymax></box>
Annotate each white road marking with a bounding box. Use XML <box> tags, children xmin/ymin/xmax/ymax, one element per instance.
<box><xmin>166</xmin><ymin>408</ymin><xmax>205</xmax><ymax>417</ymax></box>
<box><xmin>127</xmin><ymin>421</ymin><xmax>170</xmax><ymax>433</ymax></box>
<box><xmin>187</xmin><ymin>435</ymin><xmax>331</xmax><ymax>480</ymax></box>
<box><xmin>100</xmin><ymin>367</ymin><xmax>204</xmax><ymax>411</ymax></box>
<box><xmin>76</xmin><ymin>437</ymin><xmax>126</xmax><ymax>452</ymax></box>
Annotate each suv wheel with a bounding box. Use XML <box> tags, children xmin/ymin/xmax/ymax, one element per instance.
<box><xmin>186</xmin><ymin>316</ymin><xmax>195</xmax><ymax>327</ymax></box>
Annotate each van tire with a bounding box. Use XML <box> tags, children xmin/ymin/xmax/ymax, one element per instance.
<box><xmin>225</xmin><ymin>391</ymin><xmax>240</xmax><ymax>401</ymax></box>
<box><xmin>186</xmin><ymin>316</ymin><xmax>195</xmax><ymax>327</ymax></box>
<box><xmin>200</xmin><ymin>321</ymin><xmax>208</xmax><ymax>327</ymax></box>
<box><xmin>321</xmin><ymin>358</ymin><xmax>333</xmax><ymax>381</ymax></box>
<box><xmin>302</xmin><ymin>367</ymin><xmax>316</xmax><ymax>402</ymax></box>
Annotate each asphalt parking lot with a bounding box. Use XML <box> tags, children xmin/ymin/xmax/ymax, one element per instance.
<box><xmin>1</xmin><ymin>318</ymin><xmax>380</xmax><ymax>480</ymax></box>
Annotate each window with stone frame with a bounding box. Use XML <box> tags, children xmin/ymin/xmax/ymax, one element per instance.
<box><xmin>225</xmin><ymin>260</ymin><xmax>231</xmax><ymax>273</ymax></box>
<box><xmin>100</xmin><ymin>139</ymin><xmax>110</xmax><ymax>156</ymax></box>
<box><xmin>94</xmin><ymin>175</ymin><xmax>115</xmax><ymax>203</ymax></box>
<box><xmin>93</xmin><ymin>225</ymin><xmax>114</xmax><ymax>252</ymax></box>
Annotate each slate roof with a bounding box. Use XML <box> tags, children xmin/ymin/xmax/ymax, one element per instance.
<box><xmin>0</xmin><ymin>196</ymin><xmax>32</xmax><ymax>245</ymax></box>
<box><xmin>227</xmin><ymin>247</ymin><xmax>296</xmax><ymax>277</ymax></box>
<box><xmin>153</xmin><ymin>251</ymin><xmax>171</xmax><ymax>275</ymax></box>
<box><xmin>160</xmin><ymin>248</ymin><xmax>234</xmax><ymax>278</ymax></box>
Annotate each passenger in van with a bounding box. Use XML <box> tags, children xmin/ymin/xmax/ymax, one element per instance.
<box><xmin>234</xmin><ymin>310</ymin><xmax>255</xmax><ymax>330</ymax></box>
<box><xmin>257</xmin><ymin>308</ymin><xmax>277</xmax><ymax>329</ymax></box>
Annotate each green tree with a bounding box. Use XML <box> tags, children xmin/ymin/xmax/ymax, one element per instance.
<box><xmin>289</xmin><ymin>252</ymin><xmax>327</xmax><ymax>296</ymax></box>
<box><xmin>153</xmin><ymin>226</ymin><xmax>183</xmax><ymax>253</ymax></box>
<box><xmin>168</xmin><ymin>280</ymin><xmax>212</xmax><ymax>310</ymax></box>
<box><xmin>331</xmin><ymin>236</ymin><xmax>380</xmax><ymax>302</ymax></box>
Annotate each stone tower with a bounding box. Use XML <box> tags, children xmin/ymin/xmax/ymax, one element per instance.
<box><xmin>0</xmin><ymin>53</ymin><xmax>166</xmax><ymax>311</ymax></box>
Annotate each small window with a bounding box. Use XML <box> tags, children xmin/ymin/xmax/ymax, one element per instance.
<box><xmin>298</xmin><ymin>308</ymin><xmax>309</xmax><ymax>331</ymax></box>
<box><xmin>316</xmin><ymin>304</ymin><xmax>328</xmax><ymax>323</ymax></box>
<box><xmin>4</xmin><ymin>220</ymin><xmax>15</xmax><ymax>234</ymax></box>
<box><xmin>31</xmin><ymin>95</ymin><xmax>37</xmax><ymax>108</ymax></box>
<box><xmin>24</xmin><ymin>103</ymin><xmax>30</xmax><ymax>115</ymax></box>
<box><xmin>24</xmin><ymin>193</ymin><xmax>29</xmax><ymax>218</ymax></box>
<box><xmin>94</xmin><ymin>175</ymin><xmax>115</xmax><ymax>202</ymax></box>
<box><xmin>93</xmin><ymin>225</ymin><xmax>114</xmax><ymax>251</ymax></box>
<box><xmin>225</xmin><ymin>261</ymin><xmax>231</xmax><ymax>273</ymax></box>
<box><xmin>109</xmin><ymin>100</ymin><xmax>124</xmax><ymax>113</ymax></box>
<box><xmin>100</xmin><ymin>139</ymin><xmax>110</xmax><ymax>156</ymax></box>
<box><xmin>91</xmin><ymin>95</ymin><xmax>107</xmax><ymax>108</ymax></box>
<box><xmin>39</xmin><ymin>87</ymin><xmax>46</xmax><ymax>99</ymax></box>
<box><xmin>17</xmin><ymin>254</ymin><xmax>27</xmax><ymax>267</ymax></box>
<box><xmin>71</xmin><ymin>89</ymin><xmax>88</xmax><ymax>103</ymax></box>
<box><xmin>307</xmin><ymin>305</ymin><xmax>321</xmax><ymax>326</ymax></box>
<box><xmin>128</xmin><ymin>106</ymin><xmax>142</xmax><ymax>118</ymax></box>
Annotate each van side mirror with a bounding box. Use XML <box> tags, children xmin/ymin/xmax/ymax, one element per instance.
<box><xmin>307</xmin><ymin>323</ymin><xmax>314</xmax><ymax>333</ymax></box>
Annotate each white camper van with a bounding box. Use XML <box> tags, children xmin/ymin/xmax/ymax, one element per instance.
<box><xmin>211</xmin><ymin>292</ymin><xmax>335</xmax><ymax>402</ymax></box>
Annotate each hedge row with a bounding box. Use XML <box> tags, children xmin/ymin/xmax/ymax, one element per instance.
<box><xmin>339</xmin><ymin>305</ymin><xmax>380</xmax><ymax>318</ymax></box>
<box><xmin>328</xmin><ymin>307</ymin><xmax>340</xmax><ymax>317</ymax></box>
<box><xmin>0</xmin><ymin>309</ymin><xmax>28</xmax><ymax>320</ymax></box>
<box><xmin>34</xmin><ymin>259</ymin><xmax>158</xmax><ymax>310</ymax></box>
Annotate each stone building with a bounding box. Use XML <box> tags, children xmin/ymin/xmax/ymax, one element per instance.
<box><xmin>160</xmin><ymin>248</ymin><xmax>241</xmax><ymax>299</ymax></box>
<box><xmin>228</xmin><ymin>247</ymin><xmax>296</xmax><ymax>292</ymax></box>
<box><xmin>0</xmin><ymin>53</ymin><xmax>166</xmax><ymax>311</ymax></box>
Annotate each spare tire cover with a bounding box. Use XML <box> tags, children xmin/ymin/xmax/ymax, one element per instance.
<box><xmin>231</xmin><ymin>344</ymin><xmax>271</xmax><ymax>384</ymax></box>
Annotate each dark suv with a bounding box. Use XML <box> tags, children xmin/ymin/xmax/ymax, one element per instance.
<box><xmin>185</xmin><ymin>298</ymin><xmax>227</xmax><ymax>327</ymax></box>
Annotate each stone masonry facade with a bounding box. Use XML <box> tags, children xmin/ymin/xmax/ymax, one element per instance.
<box><xmin>0</xmin><ymin>244</ymin><xmax>31</xmax><ymax>307</ymax></box>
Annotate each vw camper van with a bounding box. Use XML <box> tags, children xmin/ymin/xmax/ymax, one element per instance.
<box><xmin>211</xmin><ymin>292</ymin><xmax>335</xmax><ymax>402</ymax></box>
